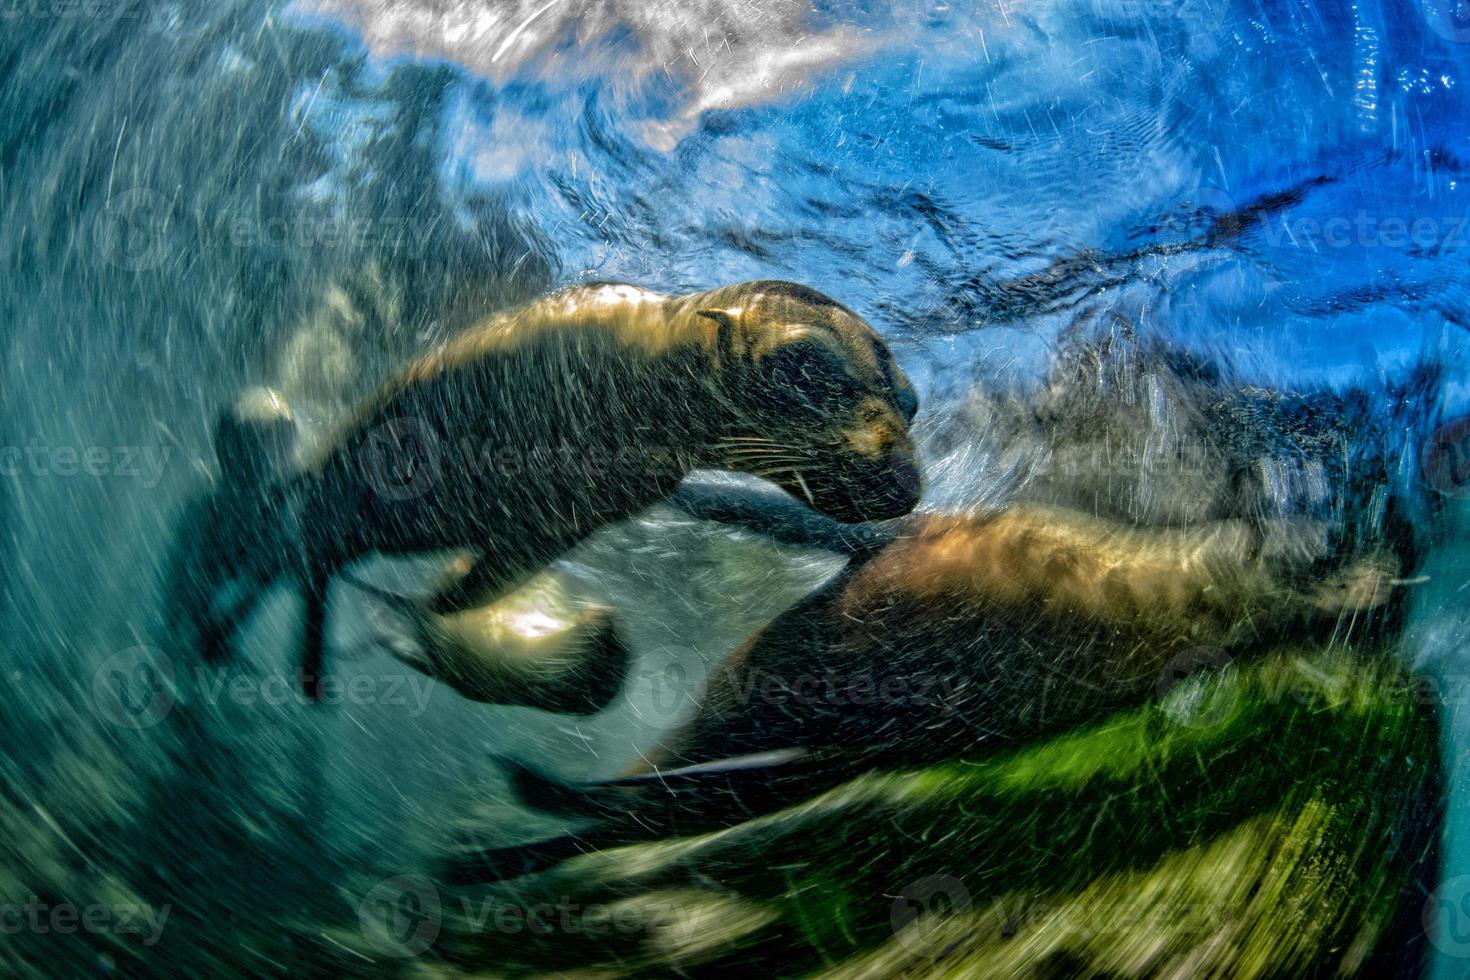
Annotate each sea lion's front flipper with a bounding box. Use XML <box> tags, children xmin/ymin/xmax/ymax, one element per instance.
<box><xmin>669</xmin><ymin>478</ymin><xmax>896</xmax><ymax>556</ymax></box>
<box><xmin>350</xmin><ymin>571</ymin><xmax>633</xmax><ymax>714</ymax></box>
<box><xmin>426</xmin><ymin>598</ymin><xmax>633</xmax><ymax>714</ymax></box>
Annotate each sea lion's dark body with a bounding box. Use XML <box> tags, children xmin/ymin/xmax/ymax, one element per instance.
<box><xmin>299</xmin><ymin>317</ymin><xmax>699</xmax><ymax>585</ymax></box>
<box><xmin>195</xmin><ymin>282</ymin><xmax>922</xmax><ymax>696</ymax></box>
<box><xmin>658</xmin><ymin>506</ymin><xmax>1395</xmax><ymax>772</ymax></box>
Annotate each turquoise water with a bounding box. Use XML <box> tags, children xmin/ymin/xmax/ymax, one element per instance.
<box><xmin>2</xmin><ymin>0</ymin><xmax>1469</xmax><ymax>975</ymax></box>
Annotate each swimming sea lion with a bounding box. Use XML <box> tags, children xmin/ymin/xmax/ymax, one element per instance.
<box><xmin>186</xmin><ymin>281</ymin><xmax>921</xmax><ymax>698</ymax></box>
<box><xmin>657</xmin><ymin>503</ymin><xmax>1397</xmax><ymax>772</ymax></box>
<box><xmin>454</xmin><ymin>492</ymin><xmax>1399</xmax><ymax>882</ymax></box>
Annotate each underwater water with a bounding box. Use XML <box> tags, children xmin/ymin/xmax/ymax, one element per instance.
<box><xmin>3</xmin><ymin>0</ymin><xmax>1470</xmax><ymax>976</ymax></box>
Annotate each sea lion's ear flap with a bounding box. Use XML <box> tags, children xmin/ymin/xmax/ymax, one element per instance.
<box><xmin>696</xmin><ymin>308</ymin><xmax>738</xmax><ymax>366</ymax></box>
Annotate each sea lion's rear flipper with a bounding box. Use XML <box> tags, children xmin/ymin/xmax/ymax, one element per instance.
<box><xmin>499</xmin><ymin>756</ymin><xmax>631</xmax><ymax>817</ymax></box>
<box><xmin>502</xmin><ymin>747</ymin><xmax>815</xmax><ymax>816</ymax></box>
<box><xmin>448</xmin><ymin>746</ymin><xmax>824</xmax><ymax>885</ymax></box>
<box><xmin>595</xmin><ymin>748</ymin><xmax>814</xmax><ymax>787</ymax></box>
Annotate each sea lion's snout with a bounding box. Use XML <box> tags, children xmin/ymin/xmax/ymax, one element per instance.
<box><xmin>860</xmin><ymin>447</ymin><xmax>923</xmax><ymax>519</ymax></box>
<box><xmin>790</xmin><ymin>443</ymin><xmax>923</xmax><ymax>522</ymax></box>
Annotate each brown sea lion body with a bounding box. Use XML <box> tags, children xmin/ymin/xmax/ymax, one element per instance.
<box><xmin>188</xmin><ymin>281</ymin><xmax>921</xmax><ymax>697</ymax></box>
<box><xmin>661</xmin><ymin>505</ymin><xmax>1395</xmax><ymax>770</ymax></box>
<box><xmin>454</xmin><ymin>498</ymin><xmax>1397</xmax><ymax>883</ymax></box>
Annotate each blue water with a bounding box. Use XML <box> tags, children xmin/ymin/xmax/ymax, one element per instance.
<box><xmin>3</xmin><ymin>0</ymin><xmax>1470</xmax><ymax>974</ymax></box>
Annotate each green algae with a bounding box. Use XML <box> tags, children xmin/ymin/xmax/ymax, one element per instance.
<box><xmin>407</xmin><ymin>646</ymin><xmax>1442</xmax><ymax>977</ymax></box>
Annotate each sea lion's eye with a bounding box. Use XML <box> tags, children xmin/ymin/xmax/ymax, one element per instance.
<box><xmin>766</xmin><ymin>341</ymin><xmax>858</xmax><ymax>409</ymax></box>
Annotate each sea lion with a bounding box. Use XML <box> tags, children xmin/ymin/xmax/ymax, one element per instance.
<box><xmin>655</xmin><ymin>503</ymin><xmax>1397</xmax><ymax>772</ymax></box>
<box><xmin>453</xmin><ymin>491</ymin><xmax>1400</xmax><ymax>883</ymax></box>
<box><xmin>183</xmin><ymin>281</ymin><xmax>921</xmax><ymax>698</ymax></box>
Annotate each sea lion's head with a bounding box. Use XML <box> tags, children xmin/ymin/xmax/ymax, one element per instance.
<box><xmin>693</xmin><ymin>281</ymin><xmax>922</xmax><ymax>522</ymax></box>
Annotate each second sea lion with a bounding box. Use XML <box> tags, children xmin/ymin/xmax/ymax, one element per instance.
<box><xmin>184</xmin><ymin>281</ymin><xmax>922</xmax><ymax>698</ymax></box>
<box><xmin>453</xmin><ymin>493</ymin><xmax>1400</xmax><ymax>883</ymax></box>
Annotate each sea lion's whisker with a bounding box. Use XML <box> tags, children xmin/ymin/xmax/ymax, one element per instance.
<box><xmin>715</xmin><ymin>443</ymin><xmax>781</xmax><ymax>453</ymax></box>
<box><xmin>719</xmin><ymin>449</ymin><xmax>814</xmax><ymax>469</ymax></box>
<box><xmin>717</xmin><ymin>444</ymin><xmax>802</xmax><ymax>455</ymax></box>
<box><xmin>791</xmin><ymin>470</ymin><xmax>818</xmax><ymax>508</ymax></box>
<box><xmin>716</xmin><ymin>446</ymin><xmax>806</xmax><ymax>460</ymax></box>
<box><xmin>745</xmin><ymin>464</ymin><xmax>812</xmax><ymax>482</ymax></box>
<box><xmin>721</xmin><ymin>449</ymin><xmax>810</xmax><ymax>463</ymax></box>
